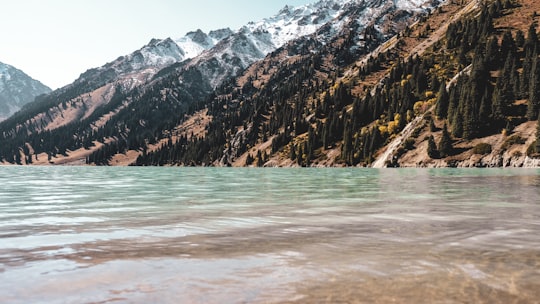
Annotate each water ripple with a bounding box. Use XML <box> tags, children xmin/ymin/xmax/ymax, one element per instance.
<box><xmin>0</xmin><ymin>167</ymin><xmax>539</xmax><ymax>302</ymax></box>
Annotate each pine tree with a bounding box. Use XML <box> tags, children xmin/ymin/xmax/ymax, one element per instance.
<box><xmin>341</xmin><ymin>119</ymin><xmax>353</xmax><ymax>165</ymax></box>
<box><xmin>500</xmin><ymin>30</ymin><xmax>516</xmax><ymax>62</ymax></box>
<box><xmin>479</xmin><ymin>92</ymin><xmax>491</xmax><ymax>131</ymax></box>
<box><xmin>521</xmin><ymin>24</ymin><xmax>538</xmax><ymax>97</ymax></box>
<box><xmin>536</xmin><ymin>112</ymin><xmax>540</xmax><ymax>153</ymax></box>
<box><xmin>525</xmin><ymin>23</ymin><xmax>538</xmax><ymax>52</ymax></box>
<box><xmin>492</xmin><ymin>54</ymin><xmax>516</xmax><ymax>121</ymax></box>
<box><xmin>427</xmin><ymin>135</ymin><xmax>438</xmax><ymax>158</ymax></box>
<box><xmin>485</xmin><ymin>36</ymin><xmax>500</xmax><ymax>67</ymax></box>
<box><xmin>14</xmin><ymin>152</ymin><xmax>21</xmax><ymax>165</ymax></box>
<box><xmin>429</xmin><ymin>119</ymin><xmax>437</xmax><ymax>132</ymax></box>
<box><xmin>439</xmin><ymin>123</ymin><xmax>453</xmax><ymax>158</ymax></box>
<box><xmin>246</xmin><ymin>153</ymin><xmax>254</xmax><ymax>166</ymax></box>
<box><xmin>296</xmin><ymin>145</ymin><xmax>304</xmax><ymax>166</ymax></box>
<box><xmin>508</xmin><ymin>56</ymin><xmax>521</xmax><ymax>101</ymax></box>
<box><xmin>527</xmin><ymin>53</ymin><xmax>540</xmax><ymax>120</ymax></box>
<box><xmin>435</xmin><ymin>83</ymin><xmax>449</xmax><ymax>118</ymax></box>
<box><xmin>451</xmin><ymin>109</ymin><xmax>463</xmax><ymax>138</ymax></box>
<box><xmin>256</xmin><ymin>150</ymin><xmax>264</xmax><ymax>167</ymax></box>
<box><xmin>462</xmin><ymin>100</ymin><xmax>477</xmax><ymax>140</ymax></box>
<box><xmin>289</xmin><ymin>146</ymin><xmax>297</xmax><ymax>161</ymax></box>
<box><xmin>369</xmin><ymin>127</ymin><xmax>382</xmax><ymax>156</ymax></box>
<box><xmin>447</xmin><ymin>85</ymin><xmax>458</xmax><ymax>122</ymax></box>
<box><xmin>515</xmin><ymin>30</ymin><xmax>525</xmax><ymax>48</ymax></box>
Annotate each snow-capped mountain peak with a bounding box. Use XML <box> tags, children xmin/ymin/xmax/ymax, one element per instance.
<box><xmin>182</xmin><ymin>0</ymin><xmax>366</xmax><ymax>89</ymax></box>
<box><xmin>73</xmin><ymin>28</ymin><xmax>234</xmax><ymax>92</ymax></box>
<box><xmin>102</xmin><ymin>0</ymin><xmax>357</xmax><ymax>82</ymax></box>
<box><xmin>244</xmin><ymin>0</ymin><xmax>348</xmax><ymax>51</ymax></box>
<box><xmin>74</xmin><ymin>0</ymin><xmax>436</xmax><ymax>94</ymax></box>
<box><xmin>133</xmin><ymin>37</ymin><xmax>185</xmax><ymax>69</ymax></box>
<box><xmin>174</xmin><ymin>28</ymin><xmax>232</xmax><ymax>60</ymax></box>
<box><xmin>209</xmin><ymin>28</ymin><xmax>235</xmax><ymax>41</ymax></box>
<box><xmin>184</xmin><ymin>0</ymin><xmax>438</xmax><ymax>90</ymax></box>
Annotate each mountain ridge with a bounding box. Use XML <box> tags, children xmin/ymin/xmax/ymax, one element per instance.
<box><xmin>135</xmin><ymin>0</ymin><xmax>540</xmax><ymax>168</ymax></box>
<box><xmin>0</xmin><ymin>0</ymin><xmax>363</xmax><ymax>130</ymax></box>
<box><xmin>0</xmin><ymin>0</ymin><xmax>439</xmax><ymax>165</ymax></box>
<box><xmin>3</xmin><ymin>0</ymin><xmax>537</xmax><ymax>168</ymax></box>
<box><xmin>0</xmin><ymin>62</ymin><xmax>51</xmax><ymax>122</ymax></box>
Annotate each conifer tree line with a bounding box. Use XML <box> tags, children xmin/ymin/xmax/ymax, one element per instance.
<box><xmin>438</xmin><ymin>1</ymin><xmax>540</xmax><ymax>141</ymax></box>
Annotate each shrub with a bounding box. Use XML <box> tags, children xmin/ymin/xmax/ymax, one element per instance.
<box><xmin>394</xmin><ymin>146</ymin><xmax>407</xmax><ymax>159</ymax></box>
<box><xmin>472</xmin><ymin>143</ymin><xmax>492</xmax><ymax>155</ymax></box>
<box><xmin>502</xmin><ymin>135</ymin><xmax>526</xmax><ymax>150</ymax></box>
<box><xmin>403</xmin><ymin>138</ymin><xmax>416</xmax><ymax>150</ymax></box>
<box><xmin>412</xmin><ymin>125</ymin><xmax>424</xmax><ymax>138</ymax></box>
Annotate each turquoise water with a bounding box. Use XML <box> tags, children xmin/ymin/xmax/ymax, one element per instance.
<box><xmin>1</xmin><ymin>167</ymin><xmax>539</xmax><ymax>303</ymax></box>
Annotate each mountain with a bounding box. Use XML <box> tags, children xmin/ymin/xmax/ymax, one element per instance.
<box><xmin>136</xmin><ymin>0</ymin><xmax>451</xmax><ymax>167</ymax></box>
<box><xmin>135</xmin><ymin>0</ymin><xmax>540</xmax><ymax>168</ymax></box>
<box><xmin>0</xmin><ymin>0</ymin><xmax>359</xmax><ymax>136</ymax></box>
<box><xmin>0</xmin><ymin>0</ymin><xmax>438</xmax><ymax>165</ymax></box>
<box><xmin>57</xmin><ymin>0</ymin><xmax>361</xmax><ymax>97</ymax></box>
<box><xmin>5</xmin><ymin>0</ymin><xmax>537</xmax><ymax>168</ymax></box>
<box><xmin>68</xmin><ymin>28</ymin><xmax>234</xmax><ymax>96</ymax></box>
<box><xmin>0</xmin><ymin>62</ymin><xmax>51</xmax><ymax>121</ymax></box>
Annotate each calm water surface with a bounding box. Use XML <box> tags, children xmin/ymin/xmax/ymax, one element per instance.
<box><xmin>1</xmin><ymin>167</ymin><xmax>539</xmax><ymax>303</ymax></box>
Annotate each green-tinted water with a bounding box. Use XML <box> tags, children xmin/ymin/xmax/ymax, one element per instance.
<box><xmin>1</xmin><ymin>167</ymin><xmax>539</xmax><ymax>303</ymax></box>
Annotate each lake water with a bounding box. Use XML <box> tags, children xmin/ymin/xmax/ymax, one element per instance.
<box><xmin>1</xmin><ymin>167</ymin><xmax>539</xmax><ymax>303</ymax></box>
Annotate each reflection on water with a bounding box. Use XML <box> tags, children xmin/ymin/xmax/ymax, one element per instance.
<box><xmin>1</xmin><ymin>167</ymin><xmax>540</xmax><ymax>303</ymax></box>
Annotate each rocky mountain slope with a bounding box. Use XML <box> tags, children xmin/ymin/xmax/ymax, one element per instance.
<box><xmin>3</xmin><ymin>0</ymin><xmax>539</xmax><ymax>168</ymax></box>
<box><xmin>135</xmin><ymin>0</ymin><xmax>540</xmax><ymax>168</ymax></box>
<box><xmin>0</xmin><ymin>62</ymin><xmax>51</xmax><ymax>121</ymax></box>
<box><xmin>0</xmin><ymin>0</ymin><xmax>442</xmax><ymax>165</ymax></box>
<box><xmin>0</xmin><ymin>0</ymin><xmax>350</xmax><ymax>133</ymax></box>
<box><xmin>371</xmin><ymin>0</ymin><xmax>540</xmax><ymax>168</ymax></box>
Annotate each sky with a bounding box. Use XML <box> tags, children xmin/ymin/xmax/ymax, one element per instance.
<box><xmin>0</xmin><ymin>0</ymin><xmax>313</xmax><ymax>89</ymax></box>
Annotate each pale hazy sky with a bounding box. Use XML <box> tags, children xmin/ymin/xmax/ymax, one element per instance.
<box><xmin>0</xmin><ymin>0</ymin><xmax>312</xmax><ymax>89</ymax></box>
